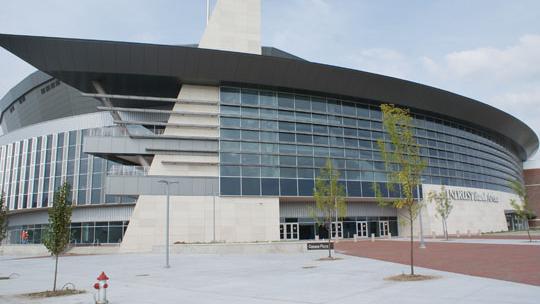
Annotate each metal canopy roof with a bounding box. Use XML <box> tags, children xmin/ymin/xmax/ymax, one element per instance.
<box><xmin>0</xmin><ymin>33</ymin><xmax>537</xmax><ymax>160</ymax></box>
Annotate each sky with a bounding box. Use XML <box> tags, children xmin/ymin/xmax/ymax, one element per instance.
<box><xmin>0</xmin><ymin>0</ymin><xmax>539</xmax><ymax>165</ymax></box>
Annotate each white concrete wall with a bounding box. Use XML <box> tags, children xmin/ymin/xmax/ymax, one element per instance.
<box><xmin>120</xmin><ymin>196</ymin><xmax>280</xmax><ymax>253</ymax></box>
<box><xmin>399</xmin><ymin>184</ymin><xmax>517</xmax><ymax>237</ymax></box>
<box><xmin>199</xmin><ymin>0</ymin><xmax>261</xmax><ymax>54</ymax></box>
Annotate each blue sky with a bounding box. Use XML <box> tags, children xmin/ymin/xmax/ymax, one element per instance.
<box><xmin>1</xmin><ymin>0</ymin><xmax>539</xmax><ymax>163</ymax></box>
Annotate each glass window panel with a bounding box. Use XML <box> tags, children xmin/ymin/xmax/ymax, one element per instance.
<box><xmin>280</xmin><ymin>179</ymin><xmax>298</xmax><ymax>196</ymax></box>
<box><xmin>241</xmin><ymin>89</ymin><xmax>259</xmax><ymax>105</ymax></box>
<box><xmin>297</xmin><ymin>145</ymin><xmax>313</xmax><ymax>156</ymax></box>
<box><xmin>261</xmin><ymin>155</ymin><xmax>279</xmax><ymax>166</ymax></box>
<box><xmin>241</xmin><ymin>130</ymin><xmax>259</xmax><ymax>141</ymax></box>
<box><xmin>298</xmin><ymin>179</ymin><xmax>314</xmax><ymax>196</ymax></box>
<box><xmin>344</xmin><ymin>128</ymin><xmax>357</xmax><ymax>137</ymax></box>
<box><xmin>241</xmin><ymin>154</ymin><xmax>260</xmax><ymax>165</ymax></box>
<box><xmin>328</xmin><ymin>115</ymin><xmax>342</xmax><ymax>125</ymax></box>
<box><xmin>242</xmin><ymin>178</ymin><xmax>260</xmax><ymax>195</ymax></box>
<box><xmin>358</xmin><ymin>129</ymin><xmax>371</xmax><ymax>138</ymax></box>
<box><xmin>260</xmin><ymin>109</ymin><xmax>277</xmax><ymax>119</ymax></box>
<box><xmin>330</xmin><ymin>148</ymin><xmax>344</xmax><ymax>157</ymax></box>
<box><xmin>241</xmin><ymin>142</ymin><xmax>259</xmax><ymax>152</ymax></box>
<box><xmin>221</xmin><ymin>177</ymin><xmax>240</xmax><ymax>195</ymax></box>
<box><xmin>221</xmin><ymin>141</ymin><xmax>240</xmax><ymax>152</ymax></box>
<box><xmin>221</xmin><ymin>105</ymin><xmax>240</xmax><ymax>115</ymax></box>
<box><xmin>278</xmin><ymin>93</ymin><xmax>295</xmax><ymax>109</ymax></box>
<box><xmin>280</xmin><ymin>167</ymin><xmax>297</xmax><ymax>178</ymax></box>
<box><xmin>361</xmin><ymin>182</ymin><xmax>375</xmax><ymax>197</ymax></box>
<box><xmin>296</xmin><ymin>112</ymin><xmax>311</xmax><ymax>122</ymax></box>
<box><xmin>241</xmin><ymin>107</ymin><xmax>259</xmax><ymax>117</ymax></box>
<box><xmin>296</xmin><ymin>123</ymin><xmax>312</xmax><ymax>133</ymax></box>
<box><xmin>278</xmin><ymin>110</ymin><xmax>295</xmax><ymax>120</ymax></box>
<box><xmin>297</xmin><ymin>134</ymin><xmax>312</xmax><ymax>144</ymax></box>
<box><xmin>311</xmin><ymin>97</ymin><xmax>327</xmax><ymax>112</ymax></box>
<box><xmin>298</xmin><ymin>168</ymin><xmax>314</xmax><ymax>178</ymax></box>
<box><xmin>221</xmin><ymin>117</ymin><xmax>241</xmax><ymax>128</ymax></box>
<box><xmin>280</xmin><ymin>156</ymin><xmax>296</xmax><ymax>166</ymax></box>
<box><xmin>221</xmin><ymin>153</ymin><xmax>241</xmax><ymax>164</ymax></box>
<box><xmin>347</xmin><ymin>181</ymin><xmax>362</xmax><ymax>196</ymax></box>
<box><xmin>221</xmin><ymin>87</ymin><xmax>241</xmax><ymax>104</ymax></box>
<box><xmin>260</xmin><ymin>143</ymin><xmax>279</xmax><ymax>153</ymax></box>
<box><xmin>313</xmin><ymin>125</ymin><xmax>328</xmax><ymax>134</ymax></box>
<box><xmin>297</xmin><ymin>157</ymin><xmax>314</xmax><ymax>167</ymax></box>
<box><xmin>222</xmin><ymin>129</ymin><xmax>241</xmax><ymax>140</ymax></box>
<box><xmin>295</xmin><ymin>95</ymin><xmax>311</xmax><ymax>111</ymax></box>
<box><xmin>279</xmin><ymin>133</ymin><xmax>295</xmax><ymax>143</ymax></box>
<box><xmin>312</xmin><ymin>113</ymin><xmax>327</xmax><ymax>124</ymax></box>
<box><xmin>260</xmin><ymin>91</ymin><xmax>277</xmax><ymax>107</ymax></box>
<box><xmin>241</xmin><ymin>118</ymin><xmax>259</xmax><ymax>129</ymax></box>
<box><xmin>261</xmin><ymin>167</ymin><xmax>280</xmax><ymax>177</ymax></box>
<box><xmin>346</xmin><ymin>171</ymin><xmax>361</xmax><ymax>180</ymax></box>
<box><xmin>260</xmin><ymin>120</ymin><xmax>278</xmax><ymax>130</ymax></box>
<box><xmin>345</xmin><ymin>149</ymin><xmax>359</xmax><ymax>158</ymax></box>
<box><xmin>330</xmin><ymin>136</ymin><xmax>344</xmax><ymax>146</ymax></box>
<box><xmin>221</xmin><ymin>165</ymin><xmax>240</xmax><ymax>176</ymax></box>
<box><xmin>328</xmin><ymin>99</ymin><xmax>341</xmax><ymax>114</ymax></box>
<box><xmin>279</xmin><ymin>121</ymin><xmax>295</xmax><ymax>131</ymax></box>
<box><xmin>242</xmin><ymin>166</ymin><xmax>260</xmax><ymax>177</ymax></box>
<box><xmin>314</xmin><ymin>146</ymin><xmax>329</xmax><ymax>157</ymax></box>
<box><xmin>313</xmin><ymin>136</ymin><xmax>329</xmax><ymax>145</ymax></box>
<box><xmin>261</xmin><ymin>178</ymin><xmax>279</xmax><ymax>195</ymax></box>
<box><xmin>279</xmin><ymin>144</ymin><xmax>296</xmax><ymax>154</ymax></box>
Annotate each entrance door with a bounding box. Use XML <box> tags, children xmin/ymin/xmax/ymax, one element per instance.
<box><xmin>379</xmin><ymin>221</ymin><xmax>389</xmax><ymax>236</ymax></box>
<box><xmin>331</xmin><ymin>222</ymin><xmax>343</xmax><ymax>239</ymax></box>
<box><xmin>356</xmin><ymin>221</ymin><xmax>368</xmax><ymax>237</ymax></box>
<box><xmin>280</xmin><ymin>223</ymin><xmax>299</xmax><ymax>240</ymax></box>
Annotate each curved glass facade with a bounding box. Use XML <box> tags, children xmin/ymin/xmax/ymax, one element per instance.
<box><xmin>0</xmin><ymin>128</ymin><xmax>137</xmax><ymax>211</ymax></box>
<box><xmin>219</xmin><ymin>87</ymin><xmax>522</xmax><ymax>197</ymax></box>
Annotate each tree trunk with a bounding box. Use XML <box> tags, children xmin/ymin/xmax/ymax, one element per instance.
<box><xmin>443</xmin><ymin>219</ymin><xmax>448</xmax><ymax>241</ymax></box>
<box><xmin>328</xmin><ymin>222</ymin><xmax>332</xmax><ymax>258</ymax></box>
<box><xmin>53</xmin><ymin>254</ymin><xmax>58</xmax><ymax>291</ymax></box>
<box><xmin>409</xmin><ymin>209</ymin><xmax>414</xmax><ymax>275</ymax></box>
<box><xmin>526</xmin><ymin>221</ymin><xmax>532</xmax><ymax>242</ymax></box>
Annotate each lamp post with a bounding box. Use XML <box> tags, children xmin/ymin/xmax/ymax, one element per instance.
<box><xmin>158</xmin><ymin>180</ymin><xmax>178</xmax><ymax>268</ymax></box>
<box><xmin>417</xmin><ymin>183</ymin><xmax>426</xmax><ymax>249</ymax></box>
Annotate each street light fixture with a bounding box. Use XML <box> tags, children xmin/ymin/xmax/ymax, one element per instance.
<box><xmin>158</xmin><ymin>179</ymin><xmax>179</xmax><ymax>268</ymax></box>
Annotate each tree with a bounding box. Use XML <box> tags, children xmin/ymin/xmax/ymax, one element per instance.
<box><xmin>509</xmin><ymin>179</ymin><xmax>535</xmax><ymax>242</ymax></box>
<box><xmin>313</xmin><ymin>159</ymin><xmax>346</xmax><ymax>258</ymax></box>
<box><xmin>43</xmin><ymin>182</ymin><xmax>73</xmax><ymax>291</ymax></box>
<box><xmin>374</xmin><ymin>104</ymin><xmax>426</xmax><ymax>276</ymax></box>
<box><xmin>427</xmin><ymin>186</ymin><xmax>453</xmax><ymax>241</ymax></box>
<box><xmin>0</xmin><ymin>193</ymin><xmax>7</xmax><ymax>244</ymax></box>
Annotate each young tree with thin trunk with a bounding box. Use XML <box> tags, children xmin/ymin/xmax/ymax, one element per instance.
<box><xmin>427</xmin><ymin>186</ymin><xmax>453</xmax><ymax>241</ymax></box>
<box><xmin>509</xmin><ymin>179</ymin><xmax>535</xmax><ymax>242</ymax></box>
<box><xmin>374</xmin><ymin>104</ymin><xmax>426</xmax><ymax>276</ymax></box>
<box><xmin>313</xmin><ymin>159</ymin><xmax>346</xmax><ymax>258</ymax></box>
<box><xmin>43</xmin><ymin>182</ymin><xmax>73</xmax><ymax>291</ymax></box>
<box><xmin>0</xmin><ymin>193</ymin><xmax>7</xmax><ymax>244</ymax></box>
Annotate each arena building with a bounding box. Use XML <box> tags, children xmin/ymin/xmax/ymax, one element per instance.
<box><xmin>0</xmin><ymin>0</ymin><xmax>537</xmax><ymax>251</ymax></box>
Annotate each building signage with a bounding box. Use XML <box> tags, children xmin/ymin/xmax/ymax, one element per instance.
<box><xmin>307</xmin><ymin>242</ymin><xmax>334</xmax><ymax>250</ymax></box>
<box><xmin>446</xmin><ymin>189</ymin><xmax>499</xmax><ymax>203</ymax></box>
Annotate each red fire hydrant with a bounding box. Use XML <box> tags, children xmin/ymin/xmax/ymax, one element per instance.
<box><xmin>93</xmin><ymin>271</ymin><xmax>109</xmax><ymax>304</ymax></box>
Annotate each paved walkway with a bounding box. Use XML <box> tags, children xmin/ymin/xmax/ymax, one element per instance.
<box><xmin>0</xmin><ymin>252</ymin><xmax>538</xmax><ymax>303</ymax></box>
<box><xmin>337</xmin><ymin>239</ymin><xmax>540</xmax><ymax>286</ymax></box>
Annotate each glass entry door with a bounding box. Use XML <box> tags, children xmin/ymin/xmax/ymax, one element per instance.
<box><xmin>331</xmin><ymin>222</ymin><xmax>343</xmax><ymax>239</ymax></box>
<box><xmin>356</xmin><ymin>221</ymin><xmax>368</xmax><ymax>237</ymax></box>
<box><xmin>280</xmin><ymin>223</ymin><xmax>299</xmax><ymax>240</ymax></box>
<box><xmin>379</xmin><ymin>221</ymin><xmax>390</xmax><ymax>237</ymax></box>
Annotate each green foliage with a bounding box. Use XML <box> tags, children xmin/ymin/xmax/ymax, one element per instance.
<box><xmin>43</xmin><ymin>182</ymin><xmax>73</xmax><ymax>256</ymax></box>
<box><xmin>374</xmin><ymin>104</ymin><xmax>427</xmax><ymax>275</ymax></box>
<box><xmin>0</xmin><ymin>193</ymin><xmax>7</xmax><ymax>243</ymax></box>
<box><xmin>427</xmin><ymin>186</ymin><xmax>453</xmax><ymax>220</ymax></box>
<box><xmin>509</xmin><ymin>179</ymin><xmax>535</xmax><ymax>220</ymax></box>
<box><xmin>313</xmin><ymin>159</ymin><xmax>346</xmax><ymax>257</ymax></box>
<box><xmin>427</xmin><ymin>186</ymin><xmax>453</xmax><ymax>240</ymax></box>
<box><xmin>374</xmin><ymin>104</ymin><xmax>426</xmax><ymax>218</ymax></box>
<box><xmin>313</xmin><ymin>159</ymin><xmax>347</xmax><ymax>223</ymax></box>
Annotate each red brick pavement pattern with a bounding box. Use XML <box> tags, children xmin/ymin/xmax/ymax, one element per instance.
<box><xmin>337</xmin><ymin>240</ymin><xmax>540</xmax><ymax>286</ymax></box>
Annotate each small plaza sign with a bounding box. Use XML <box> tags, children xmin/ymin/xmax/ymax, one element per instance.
<box><xmin>307</xmin><ymin>242</ymin><xmax>334</xmax><ymax>250</ymax></box>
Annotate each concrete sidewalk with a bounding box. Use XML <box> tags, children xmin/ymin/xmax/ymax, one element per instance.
<box><xmin>1</xmin><ymin>252</ymin><xmax>538</xmax><ymax>303</ymax></box>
